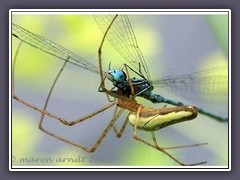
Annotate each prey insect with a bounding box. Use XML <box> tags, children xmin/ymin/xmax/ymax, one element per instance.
<box><xmin>12</xmin><ymin>14</ymin><xmax>220</xmax><ymax>166</ymax></box>
<box><xmin>94</xmin><ymin>15</ymin><xmax>228</xmax><ymax>122</ymax></box>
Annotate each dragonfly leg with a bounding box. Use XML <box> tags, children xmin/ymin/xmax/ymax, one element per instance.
<box><xmin>124</xmin><ymin>63</ymin><xmax>135</xmax><ymax>97</ymax></box>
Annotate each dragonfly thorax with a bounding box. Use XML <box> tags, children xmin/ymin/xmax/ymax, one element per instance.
<box><xmin>107</xmin><ymin>69</ymin><xmax>180</xmax><ymax>105</ymax></box>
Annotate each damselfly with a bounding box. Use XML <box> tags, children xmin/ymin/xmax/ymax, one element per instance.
<box><xmin>11</xmin><ymin>13</ymin><xmax>229</xmax><ymax>166</ymax></box>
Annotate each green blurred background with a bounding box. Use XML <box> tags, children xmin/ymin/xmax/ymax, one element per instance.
<box><xmin>11</xmin><ymin>12</ymin><xmax>229</xmax><ymax>167</ymax></box>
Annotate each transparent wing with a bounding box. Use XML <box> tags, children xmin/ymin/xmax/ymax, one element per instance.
<box><xmin>152</xmin><ymin>66</ymin><xmax>228</xmax><ymax>103</ymax></box>
<box><xmin>12</xmin><ymin>23</ymin><xmax>100</xmax><ymax>74</ymax></box>
<box><xmin>93</xmin><ymin>15</ymin><xmax>151</xmax><ymax>82</ymax></box>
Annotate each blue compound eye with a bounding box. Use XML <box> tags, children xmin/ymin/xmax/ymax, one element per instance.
<box><xmin>108</xmin><ymin>70</ymin><xmax>127</xmax><ymax>83</ymax></box>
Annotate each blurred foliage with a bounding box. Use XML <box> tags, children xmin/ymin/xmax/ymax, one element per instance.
<box><xmin>12</xmin><ymin>111</ymin><xmax>40</xmax><ymax>166</ymax></box>
<box><xmin>205</xmin><ymin>15</ymin><xmax>228</xmax><ymax>56</ymax></box>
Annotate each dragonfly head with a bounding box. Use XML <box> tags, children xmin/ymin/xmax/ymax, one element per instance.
<box><xmin>107</xmin><ymin>69</ymin><xmax>127</xmax><ymax>83</ymax></box>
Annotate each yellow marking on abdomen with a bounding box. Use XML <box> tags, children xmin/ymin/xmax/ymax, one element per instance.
<box><xmin>129</xmin><ymin>106</ymin><xmax>197</xmax><ymax>131</ymax></box>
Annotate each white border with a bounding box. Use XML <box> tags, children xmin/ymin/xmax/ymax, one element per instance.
<box><xmin>9</xmin><ymin>9</ymin><xmax>231</xmax><ymax>171</ymax></box>
<box><xmin>11</xmin><ymin>165</ymin><xmax>229</xmax><ymax>171</ymax></box>
<box><xmin>11</xmin><ymin>9</ymin><xmax>229</xmax><ymax>15</ymax></box>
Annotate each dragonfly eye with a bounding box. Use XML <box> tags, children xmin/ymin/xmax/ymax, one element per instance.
<box><xmin>108</xmin><ymin>69</ymin><xmax>126</xmax><ymax>83</ymax></box>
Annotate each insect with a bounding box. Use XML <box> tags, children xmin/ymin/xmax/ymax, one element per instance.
<box><xmin>94</xmin><ymin>15</ymin><xmax>228</xmax><ymax>122</ymax></box>
<box><xmin>12</xmin><ymin>14</ymin><xmax>228</xmax><ymax>166</ymax></box>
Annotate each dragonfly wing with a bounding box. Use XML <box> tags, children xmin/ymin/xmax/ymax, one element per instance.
<box><xmin>12</xmin><ymin>23</ymin><xmax>100</xmax><ymax>74</ymax></box>
<box><xmin>93</xmin><ymin>15</ymin><xmax>151</xmax><ymax>82</ymax></box>
<box><xmin>152</xmin><ymin>66</ymin><xmax>228</xmax><ymax>103</ymax></box>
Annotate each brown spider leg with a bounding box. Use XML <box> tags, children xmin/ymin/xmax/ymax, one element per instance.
<box><xmin>12</xmin><ymin>40</ymin><xmax>68</xmax><ymax>124</ymax></box>
<box><xmin>151</xmin><ymin>129</ymin><xmax>208</xmax><ymax>150</ymax></box>
<box><xmin>39</xmin><ymin>55</ymin><xmax>69</xmax><ymax>128</ymax></box>
<box><xmin>163</xmin><ymin>142</ymin><xmax>208</xmax><ymax>150</ymax></box>
<box><xmin>12</xmin><ymin>41</ymin><xmax>22</xmax><ymax>95</ymax></box>
<box><xmin>39</xmin><ymin>106</ymin><xmax>124</xmax><ymax>152</ymax></box>
<box><xmin>97</xmin><ymin>15</ymin><xmax>126</xmax><ymax>100</ymax></box>
<box><xmin>99</xmin><ymin>74</ymin><xmax>116</xmax><ymax>102</ymax></box>
<box><xmin>12</xmin><ymin>41</ymin><xmax>114</xmax><ymax>126</ymax></box>
<box><xmin>132</xmin><ymin>106</ymin><xmax>207</xmax><ymax>166</ymax></box>
<box><xmin>150</xmin><ymin>132</ymin><xmax>207</xmax><ymax>166</ymax></box>
<box><xmin>12</xmin><ymin>39</ymin><xmax>122</xmax><ymax>152</ymax></box>
<box><xmin>112</xmin><ymin>106</ymin><xmax>131</xmax><ymax>138</ymax></box>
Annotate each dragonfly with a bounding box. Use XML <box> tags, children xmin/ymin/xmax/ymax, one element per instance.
<box><xmin>94</xmin><ymin>15</ymin><xmax>228</xmax><ymax>122</ymax></box>
<box><xmin>12</xmin><ymin>14</ymin><xmax>228</xmax><ymax>166</ymax></box>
